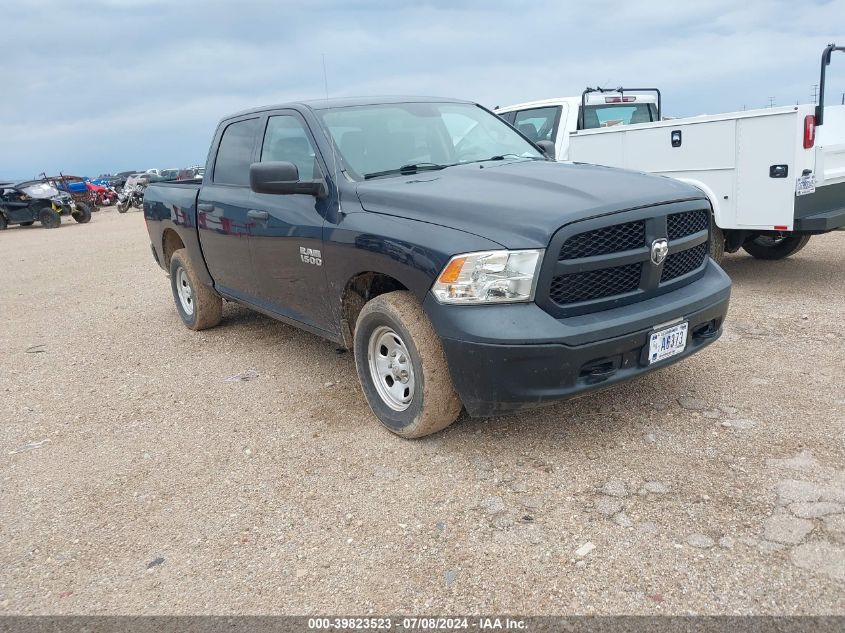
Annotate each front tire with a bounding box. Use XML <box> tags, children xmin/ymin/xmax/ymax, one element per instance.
<box><xmin>72</xmin><ymin>202</ymin><xmax>92</xmax><ymax>224</ymax></box>
<box><xmin>39</xmin><ymin>207</ymin><xmax>61</xmax><ymax>229</ymax></box>
<box><xmin>169</xmin><ymin>249</ymin><xmax>222</xmax><ymax>330</ymax></box>
<box><xmin>354</xmin><ymin>291</ymin><xmax>462</xmax><ymax>438</ymax></box>
<box><xmin>117</xmin><ymin>199</ymin><xmax>130</xmax><ymax>213</ymax></box>
<box><xmin>709</xmin><ymin>223</ymin><xmax>725</xmax><ymax>265</ymax></box>
<box><xmin>742</xmin><ymin>234</ymin><xmax>811</xmax><ymax>260</ymax></box>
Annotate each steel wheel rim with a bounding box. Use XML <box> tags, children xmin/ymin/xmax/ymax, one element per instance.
<box><xmin>176</xmin><ymin>267</ymin><xmax>194</xmax><ymax>316</ymax></box>
<box><xmin>367</xmin><ymin>326</ymin><xmax>415</xmax><ymax>411</ymax></box>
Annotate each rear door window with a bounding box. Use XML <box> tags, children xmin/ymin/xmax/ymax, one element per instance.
<box><xmin>213</xmin><ymin>118</ymin><xmax>260</xmax><ymax>186</ymax></box>
<box><xmin>513</xmin><ymin>106</ymin><xmax>561</xmax><ymax>143</ymax></box>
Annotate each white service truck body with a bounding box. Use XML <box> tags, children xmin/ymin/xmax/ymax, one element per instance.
<box><xmin>497</xmin><ymin>45</ymin><xmax>845</xmax><ymax>262</ymax></box>
<box><xmin>495</xmin><ymin>98</ymin><xmax>845</xmax><ymax>236</ymax></box>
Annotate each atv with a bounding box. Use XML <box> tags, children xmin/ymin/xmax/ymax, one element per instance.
<box><xmin>0</xmin><ymin>180</ymin><xmax>92</xmax><ymax>229</ymax></box>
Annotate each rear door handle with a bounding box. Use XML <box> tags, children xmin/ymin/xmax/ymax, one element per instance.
<box><xmin>197</xmin><ymin>202</ymin><xmax>214</xmax><ymax>212</ymax></box>
<box><xmin>247</xmin><ymin>209</ymin><xmax>269</xmax><ymax>220</ymax></box>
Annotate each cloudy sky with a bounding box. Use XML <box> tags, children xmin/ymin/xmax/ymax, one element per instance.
<box><xmin>2</xmin><ymin>0</ymin><xmax>843</xmax><ymax>178</ymax></box>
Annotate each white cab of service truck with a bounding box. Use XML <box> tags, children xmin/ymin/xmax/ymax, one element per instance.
<box><xmin>495</xmin><ymin>45</ymin><xmax>845</xmax><ymax>263</ymax></box>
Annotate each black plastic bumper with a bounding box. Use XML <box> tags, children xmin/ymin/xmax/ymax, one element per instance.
<box><xmin>794</xmin><ymin>181</ymin><xmax>845</xmax><ymax>232</ymax></box>
<box><xmin>425</xmin><ymin>260</ymin><xmax>731</xmax><ymax>417</ymax></box>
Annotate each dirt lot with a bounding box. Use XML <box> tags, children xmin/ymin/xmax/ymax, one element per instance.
<box><xmin>1</xmin><ymin>210</ymin><xmax>844</xmax><ymax>615</ymax></box>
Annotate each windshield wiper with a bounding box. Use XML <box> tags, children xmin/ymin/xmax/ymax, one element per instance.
<box><xmin>364</xmin><ymin>163</ymin><xmax>450</xmax><ymax>180</ymax></box>
<box><xmin>484</xmin><ymin>154</ymin><xmax>542</xmax><ymax>161</ymax></box>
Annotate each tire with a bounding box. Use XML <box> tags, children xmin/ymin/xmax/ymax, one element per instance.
<box><xmin>20</xmin><ymin>221</ymin><xmax>34</xmax><ymax>226</ymax></box>
<box><xmin>169</xmin><ymin>248</ymin><xmax>222</xmax><ymax>331</ymax></box>
<box><xmin>709</xmin><ymin>222</ymin><xmax>725</xmax><ymax>265</ymax></box>
<box><xmin>0</xmin><ymin>214</ymin><xmax>7</xmax><ymax>230</ymax></box>
<box><xmin>39</xmin><ymin>207</ymin><xmax>61</xmax><ymax>229</ymax></box>
<box><xmin>72</xmin><ymin>202</ymin><xmax>92</xmax><ymax>224</ymax></box>
<box><xmin>117</xmin><ymin>200</ymin><xmax>129</xmax><ymax>213</ymax></box>
<box><xmin>742</xmin><ymin>235</ymin><xmax>811</xmax><ymax>260</ymax></box>
<box><xmin>353</xmin><ymin>291</ymin><xmax>462</xmax><ymax>438</ymax></box>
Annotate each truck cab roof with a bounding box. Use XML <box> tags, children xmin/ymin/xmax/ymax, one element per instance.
<box><xmin>495</xmin><ymin>92</ymin><xmax>658</xmax><ymax>114</ymax></box>
<box><xmin>227</xmin><ymin>95</ymin><xmax>471</xmax><ymax>120</ymax></box>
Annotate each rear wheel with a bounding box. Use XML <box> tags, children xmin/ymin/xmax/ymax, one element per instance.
<box><xmin>39</xmin><ymin>207</ymin><xmax>61</xmax><ymax>229</ymax></box>
<box><xmin>169</xmin><ymin>249</ymin><xmax>222</xmax><ymax>330</ymax></box>
<box><xmin>0</xmin><ymin>214</ymin><xmax>7</xmax><ymax>230</ymax></box>
<box><xmin>72</xmin><ymin>202</ymin><xmax>92</xmax><ymax>224</ymax></box>
<box><xmin>353</xmin><ymin>291</ymin><xmax>462</xmax><ymax>438</ymax></box>
<box><xmin>742</xmin><ymin>234</ymin><xmax>811</xmax><ymax>260</ymax></box>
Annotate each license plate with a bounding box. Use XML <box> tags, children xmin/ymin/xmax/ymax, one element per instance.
<box><xmin>796</xmin><ymin>174</ymin><xmax>816</xmax><ymax>196</ymax></box>
<box><xmin>648</xmin><ymin>322</ymin><xmax>688</xmax><ymax>364</ymax></box>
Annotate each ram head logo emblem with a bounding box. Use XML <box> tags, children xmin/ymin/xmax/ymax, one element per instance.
<box><xmin>651</xmin><ymin>238</ymin><xmax>669</xmax><ymax>266</ymax></box>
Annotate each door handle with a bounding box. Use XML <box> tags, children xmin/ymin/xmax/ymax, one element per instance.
<box><xmin>197</xmin><ymin>202</ymin><xmax>214</xmax><ymax>212</ymax></box>
<box><xmin>247</xmin><ymin>209</ymin><xmax>269</xmax><ymax>220</ymax></box>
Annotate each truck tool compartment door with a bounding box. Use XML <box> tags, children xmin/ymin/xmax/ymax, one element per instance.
<box><xmin>198</xmin><ymin>116</ymin><xmax>262</xmax><ymax>300</ymax></box>
<box><xmin>248</xmin><ymin>112</ymin><xmax>334</xmax><ymax>332</ymax></box>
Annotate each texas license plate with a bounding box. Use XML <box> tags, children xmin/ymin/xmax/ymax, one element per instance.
<box><xmin>648</xmin><ymin>322</ymin><xmax>688</xmax><ymax>364</ymax></box>
<box><xmin>796</xmin><ymin>174</ymin><xmax>816</xmax><ymax>196</ymax></box>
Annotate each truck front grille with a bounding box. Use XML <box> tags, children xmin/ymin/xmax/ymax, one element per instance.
<box><xmin>550</xmin><ymin>263</ymin><xmax>642</xmax><ymax>304</ymax></box>
<box><xmin>558</xmin><ymin>221</ymin><xmax>645</xmax><ymax>260</ymax></box>
<box><xmin>668</xmin><ymin>209</ymin><xmax>708</xmax><ymax>240</ymax></box>
<box><xmin>537</xmin><ymin>202</ymin><xmax>711</xmax><ymax>317</ymax></box>
<box><xmin>661</xmin><ymin>242</ymin><xmax>708</xmax><ymax>282</ymax></box>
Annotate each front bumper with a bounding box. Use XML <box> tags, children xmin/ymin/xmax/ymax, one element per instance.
<box><xmin>424</xmin><ymin>260</ymin><xmax>731</xmax><ymax>417</ymax></box>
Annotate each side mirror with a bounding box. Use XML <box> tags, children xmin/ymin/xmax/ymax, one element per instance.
<box><xmin>249</xmin><ymin>161</ymin><xmax>327</xmax><ymax>198</ymax></box>
<box><xmin>536</xmin><ymin>140</ymin><xmax>556</xmax><ymax>160</ymax></box>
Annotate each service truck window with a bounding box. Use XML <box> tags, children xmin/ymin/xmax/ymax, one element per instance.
<box><xmin>513</xmin><ymin>107</ymin><xmax>561</xmax><ymax>143</ymax></box>
<box><xmin>213</xmin><ymin>118</ymin><xmax>260</xmax><ymax>186</ymax></box>
<box><xmin>318</xmin><ymin>102</ymin><xmax>543</xmax><ymax>180</ymax></box>
<box><xmin>581</xmin><ymin>104</ymin><xmax>656</xmax><ymax>129</ymax></box>
<box><xmin>261</xmin><ymin>116</ymin><xmax>321</xmax><ymax>180</ymax></box>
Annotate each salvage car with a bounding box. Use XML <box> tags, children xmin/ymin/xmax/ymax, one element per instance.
<box><xmin>143</xmin><ymin>97</ymin><xmax>731</xmax><ymax>438</ymax></box>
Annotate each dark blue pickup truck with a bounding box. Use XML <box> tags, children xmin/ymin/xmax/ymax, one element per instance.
<box><xmin>144</xmin><ymin>96</ymin><xmax>731</xmax><ymax>438</ymax></box>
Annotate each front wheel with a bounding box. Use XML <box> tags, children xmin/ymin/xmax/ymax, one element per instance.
<box><xmin>39</xmin><ymin>207</ymin><xmax>61</xmax><ymax>229</ymax></box>
<box><xmin>169</xmin><ymin>249</ymin><xmax>222</xmax><ymax>330</ymax></box>
<box><xmin>353</xmin><ymin>291</ymin><xmax>462</xmax><ymax>438</ymax></box>
<box><xmin>709</xmin><ymin>223</ymin><xmax>725</xmax><ymax>265</ymax></box>
<box><xmin>117</xmin><ymin>200</ymin><xmax>129</xmax><ymax>213</ymax></box>
<box><xmin>72</xmin><ymin>202</ymin><xmax>92</xmax><ymax>224</ymax></box>
<box><xmin>742</xmin><ymin>234</ymin><xmax>811</xmax><ymax>260</ymax></box>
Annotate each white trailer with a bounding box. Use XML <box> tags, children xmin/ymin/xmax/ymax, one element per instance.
<box><xmin>495</xmin><ymin>45</ymin><xmax>845</xmax><ymax>262</ymax></box>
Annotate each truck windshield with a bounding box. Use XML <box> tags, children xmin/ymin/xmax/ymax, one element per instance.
<box><xmin>317</xmin><ymin>102</ymin><xmax>544</xmax><ymax>180</ymax></box>
<box><xmin>581</xmin><ymin>103</ymin><xmax>657</xmax><ymax>129</ymax></box>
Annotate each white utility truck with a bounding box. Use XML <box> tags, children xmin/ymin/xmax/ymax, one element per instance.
<box><xmin>495</xmin><ymin>44</ymin><xmax>845</xmax><ymax>262</ymax></box>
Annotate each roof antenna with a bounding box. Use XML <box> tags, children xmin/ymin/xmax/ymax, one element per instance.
<box><xmin>322</xmin><ymin>53</ymin><xmax>343</xmax><ymax>216</ymax></box>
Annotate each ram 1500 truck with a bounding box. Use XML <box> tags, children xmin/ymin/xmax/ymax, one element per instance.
<box><xmin>144</xmin><ymin>96</ymin><xmax>731</xmax><ymax>438</ymax></box>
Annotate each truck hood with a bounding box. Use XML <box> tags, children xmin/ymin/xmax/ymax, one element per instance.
<box><xmin>354</xmin><ymin>160</ymin><xmax>704</xmax><ymax>249</ymax></box>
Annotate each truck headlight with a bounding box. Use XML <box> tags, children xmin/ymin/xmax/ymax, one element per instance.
<box><xmin>431</xmin><ymin>250</ymin><xmax>543</xmax><ymax>304</ymax></box>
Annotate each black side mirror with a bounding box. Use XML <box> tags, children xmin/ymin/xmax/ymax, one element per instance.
<box><xmin>249</xmin><ymin>161</ymin><xmax>327</xmax><ymax>197</ymax></box>
<box><xmin>536</xmin><ymin>140</ymin><xmax>556</xmax><ymax>160</ymax></box>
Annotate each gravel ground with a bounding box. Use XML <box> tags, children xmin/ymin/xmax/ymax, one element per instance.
<box><xmin>1</xmin><ymin>210</ymin><xmax>844</xmax><ymax>615</ymax></box>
